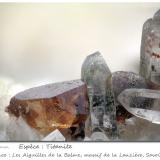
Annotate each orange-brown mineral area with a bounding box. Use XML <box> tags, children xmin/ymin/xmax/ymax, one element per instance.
<box><xmin>6</xmin><ymin>80</ymin><xmax>89</xmax><ymax>135</ymax></box>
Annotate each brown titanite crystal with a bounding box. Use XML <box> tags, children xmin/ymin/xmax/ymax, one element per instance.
<box><xmin>6</xmin><ymin>80</ymin><xmax>89</xmax><ymax>136</ymax></box>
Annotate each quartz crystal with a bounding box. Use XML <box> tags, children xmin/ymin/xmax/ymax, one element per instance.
<box><xmin>6</xmin><ymin>80</ymin><xmax>89</xmax><ymax>137</ymax></box>
<box><xmin>42</xmin><ymin>129</ymin><xmax>65</xmax><ymax>141</ymax></box>
<box><xmin>140</xmin><ymin>9</ymin><xmax>160</xmax><ymax>85</ymax></box>
<box><xmin>118</xmin><ymin>88</ymin><xmax>160</xmax><ymax>124</ymax></box>
<box><xmin>118</xmin><ymin>116</ymin><xmax>160</xmax><ymax>141</ymax></box>
<box><xmin>81</xmin><ymin>52</ymin><xmax>117</xmax><ymax>139</ymax></box>
<box><xmin>112</xmin><ymin>71</ymin><xmax>149</xmax><ymax>122</ymax></box>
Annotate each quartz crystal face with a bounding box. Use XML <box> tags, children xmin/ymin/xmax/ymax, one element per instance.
<box><xmin>118</xmin><ymin>88</ymin><xmax>160</xmax><ymax>124</ymax></box>
<box><xmin>112</xmin><ymin>71</ymin><xmax>149</xmax><ymax>122</ymax></box>
<box><xmin>42</xmin><ymin>129</ymin><xmax>65</xmax><ymax>141</ymax></box>
<box><xmin>140</xmin><ymin>9</ymin><xmax>160</xmax><ymax>85</ymax></box>
<box><xmin>6</xmin><ymin>80</ymin><xmax>89</xmax><ymax>138</ymax></box>
<box><xmin>81</xmin><ymin>52</ymin><xmax>117</xmax><ymax>139</ymax></box>
<box><xmin>117</xmin><ymin>88</ymin><xmax>160</xmax><ymax>141</ymax></box>
<box><xmin>118</xmin><ymin>117</ymin><xmax>160</xmax><ymax>141</ymax></box>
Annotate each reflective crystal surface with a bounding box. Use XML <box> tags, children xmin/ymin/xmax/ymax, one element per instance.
<box><xmin>112</xmin><ymin>71</ymin><xmax>149</xmax><ymax>122</ymax></box>
<box><xmin>42</xmin><ymin>129</ymin><xmax>65</xmax><ymax>141</ymax></box>
<box><xmin>81</xmin><ymin>52</ymin><xmax>117</xmax><ymax>139</ymax></box>
<box><xmin>6</xmin><ymin>80</ymin><xmax>89</xmax><ymax>137</ymax></box>
<box><xmin>112</xmin><ymin>71</ymin><xmax>148</xmax><ymax>98</ymax></box>
<box><xmin>140</xmin><ymin>9</ymin><xmax>160</xmax><ymax>85</ymax></box>
<box><xmin>118</xmin><ymin>117</ymin><xmax>160</xmax><ymax>141</ymax></box>
<box><xmin>118</xmin><ymin>88</ymin><xmax>160</xmax><ymax>124</ymax></box>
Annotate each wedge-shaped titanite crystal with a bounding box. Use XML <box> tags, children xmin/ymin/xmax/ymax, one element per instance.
<box><xmin>112</xmin><ymin>71</ymin><xmax>149</xmax><ymax>122</ymax></box>
<box><xmin>6</xmin><ymin>80</ymin><xmax>89</xmax><ymax>138</ymax></box>
<box><xmin>81</xmin><ymin>52</ymin><xmax>117</xmax><ymax>138</ymax></box>
<box><xmin>118</xmin><ymin>88</ymin><xmax>160</xmax><ymax>124</ymax></box>
<box><xmin>140</xmin><ymin>9</ymin><xmax>160</xmax><ymax>85</ymax></box>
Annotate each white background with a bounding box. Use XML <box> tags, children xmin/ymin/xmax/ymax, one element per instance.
<box><xmin>0</xmin><ymin>3</ymin><xmax>160</xmax><ymax>87</ymax></box>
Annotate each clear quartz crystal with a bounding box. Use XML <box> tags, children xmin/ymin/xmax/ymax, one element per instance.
<box><xmin>81</xmin><ymin>52</ymin><xmax>117</xmax><ymax>139</ymax></box>
<box><xmin>118</xmin><ymin>116</ymin><xmax>160</xmax><ymax>141</ymax></box>
<box><xmin>140</xmin><ymin>9</ymin><xmax>160</xmax><ymax>85</ymax></box>
<box><xmin>112</xmin><ymin>71</ymin><xmax>149</xmax><ymax>123</ymax></box>
<box><xmin>118</xmin><ymin>88</ymin><xmax>160</xmax><ymax>124</ymax></box>
<box><xmin>42</xmin><ymin>129</ymin><xmax>65</xmax><ymax>141</ymax></box>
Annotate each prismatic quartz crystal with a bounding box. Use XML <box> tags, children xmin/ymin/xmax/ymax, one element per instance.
<box><xmin>6</xmin><ymin>80</ymin><xmax>89</xmax><ymax>140</ymax></box>
<box><xmin>112</xmin><ymin>71</ymin><xmax>149</xmax><ymax>122</ymax></box>
<box><xmin>81</xmin><ymin>52</ymin><xmax>117</xmax><ymax>139</ymax></box>
<box><xmin>117</xmin><ymin>88</ymin><xmax>160</xmax><ymax>141</ymax></box>
<box><xmin>140</xmin><ymin>9</ymin><xmax>160</xmax><ymax>85</ymax></box>
<box><xmin>116</xmin><ymin>116</ymin><xmax>160</xmax><ymax>141</ymax></box>
<box><xmin>118</xmin><ymin>88</ymin><xmax>160</xmax><ymax>124</ymax></box>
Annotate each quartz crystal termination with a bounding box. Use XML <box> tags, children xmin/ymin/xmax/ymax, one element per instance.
<box><xmin>140</xmin><ymin>9</ymin><xmax>160</xmax><ymax>85</ymax></box>
<box><xmin>118</xmin><ymin>88</ymin><xmax>160</xmax><ymax>124</ymax></box>
<box><xmin>112</xmin><ymin>71</ymin><xmax>149</xmax><ymax>122</ymax></box>
<box><xmin>42</xmin><ymin>129</ymin><xmax>65</xmax><ymax>141</ymax></box>
<box><xmin>81</xmin><ymin>51</ymin><xmax>117</xmax><ymax>139</ymax></box>
<box><xmin>6</xmin><ymin>80</ymin><xmax>89</xmax><ymax>138</ymax></box>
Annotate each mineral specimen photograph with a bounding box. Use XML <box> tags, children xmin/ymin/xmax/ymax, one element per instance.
<box><xmin>0</xmin><ymin>3</ymin><xmax>160</xmax><ymax>141</ymax></box>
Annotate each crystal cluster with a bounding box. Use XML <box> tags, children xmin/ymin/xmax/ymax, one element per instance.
<box><xmin>4</xmin><ymin>9</ymin><xmax>160</xmax><ymax>141</ymax></box>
